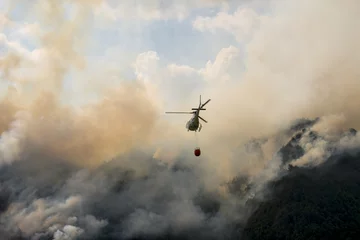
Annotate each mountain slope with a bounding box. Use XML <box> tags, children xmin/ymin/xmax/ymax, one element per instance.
<box><xmin>243</xmin><ymin>118</ymin><xmax>360</xmax><ymax>240</ymax></box>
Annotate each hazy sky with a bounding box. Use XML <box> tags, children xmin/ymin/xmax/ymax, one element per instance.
<box><xmin>0</xmin><ymin>0</ymin><xmax>266</xmax><ymax>109</ymax></box>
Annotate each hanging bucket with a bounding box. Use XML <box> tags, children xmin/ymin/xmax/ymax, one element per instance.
<box><xmin>194</xmin><ymin>147</ymin><xmax>201</xmax><ymax>157</ymax></box>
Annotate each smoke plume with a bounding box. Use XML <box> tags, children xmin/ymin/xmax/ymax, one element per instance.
<box><xmin>1</xmin><ymin>0</ymin><xmax>360</xmax><ymax>239</ymax></box>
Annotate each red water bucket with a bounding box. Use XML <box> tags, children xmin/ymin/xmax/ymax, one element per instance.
<box><xmin>194</xmin><ymin>148</ymin><xmax>201</xmax><ymax>156</ymax></box>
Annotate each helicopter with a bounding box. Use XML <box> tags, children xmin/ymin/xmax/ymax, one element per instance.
<box><xmin>165</xmin><ymin>95</ymin><xmax>211</xmax><ymax>132</ymax></box>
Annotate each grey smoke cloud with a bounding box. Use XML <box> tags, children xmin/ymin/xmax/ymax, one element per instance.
<box><xmin>1</xmin><ymin>0</ymin><xmax>360</xmax><ymax>239</ymax></box>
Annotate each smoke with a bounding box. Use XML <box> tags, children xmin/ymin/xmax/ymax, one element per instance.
<box><xmin>194</xmin><ymin>0</ymin><xmax>360</xmax><ymax>184</ymax></box>
<box><xmin>0</xmin><ymin>0</ymin><xmax>162</xmax><ymax>169</ymax></box>
<box><xmin>1</xmin><ymin>0</ymin><xmax>360</xmax><ymax>239</ymax></box>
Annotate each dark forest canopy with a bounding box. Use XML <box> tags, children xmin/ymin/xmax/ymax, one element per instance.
<box><xmin>243</xmin><ymin>152</ymin><xmax>360</xmax><ymax>240</ymax></box>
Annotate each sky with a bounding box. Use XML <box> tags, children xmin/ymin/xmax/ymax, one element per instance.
<box><xmin>2</xmin><ymin>0</ymin><xmax>360</xmax><ymax>171</ymax></box>
<box><xmin>0</xmin><ymin>0</ymin><xmax>266</xmax><ymax>109</ymax></box>
<box><xmin>2</xmin><ymin>0</ymin><xmax>360</xmax><ymax>163</ymax></box>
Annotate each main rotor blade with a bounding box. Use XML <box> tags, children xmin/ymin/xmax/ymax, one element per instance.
<box><xmin>200</xmin><ymin>99</ymin><xmax>211</xmax><ymax>108</ymax></box>
<box><xmin>198</xmin><ymin>115</ymin><xmax>208</xmax><ymax>123</ymax></box>
<box><xmin>192</xmin><ymin>108</ymin><xmax>206</xmax><ymax>110</ymax></box>
<box><xmin>165</xmin><ymin>111</ymin><xmax>193</xmax><ymax>114</ymax></box>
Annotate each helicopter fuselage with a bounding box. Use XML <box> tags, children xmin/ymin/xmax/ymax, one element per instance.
<box><xmin>186</xmin><ymin>112</ymin><xmax>200</xmax><ymax>131</ymax></box>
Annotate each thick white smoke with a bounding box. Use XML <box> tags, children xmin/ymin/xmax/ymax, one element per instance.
<box><xmin>1</xmin><ymin>0</ymin><xmax>360</xmax><ymax>239</ymax></box>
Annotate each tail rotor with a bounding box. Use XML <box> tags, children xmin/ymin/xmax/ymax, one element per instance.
<box><xmin>198</xmin><ymin>95</ymin><xmax>210</xmax><ymax>123</ymax></box>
